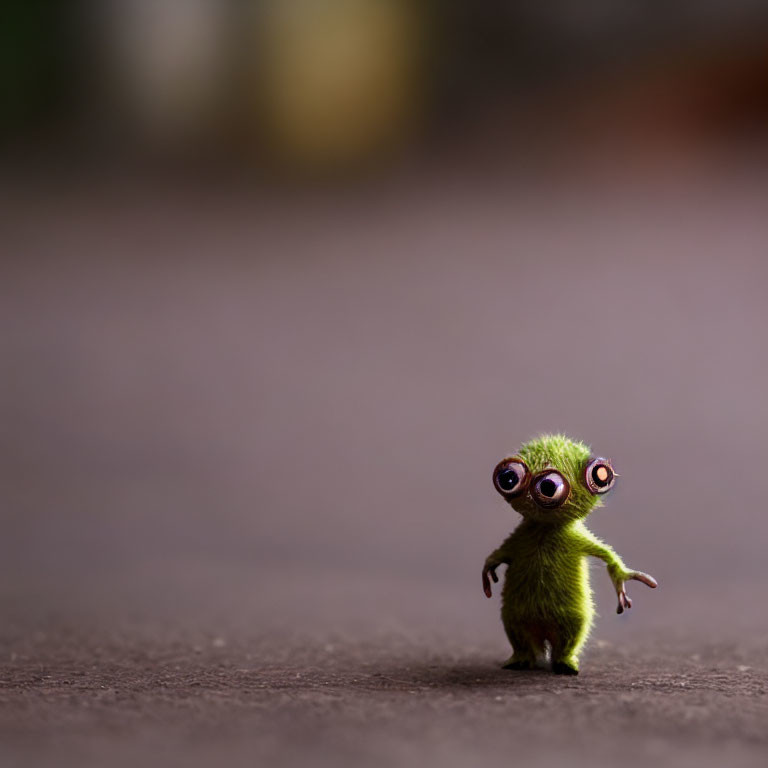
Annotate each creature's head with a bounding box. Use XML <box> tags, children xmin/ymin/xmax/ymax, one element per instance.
<box><xmin>492</xmin><ymin>434</ymin><xmax>616</xmax><ymax>523</ymax></box>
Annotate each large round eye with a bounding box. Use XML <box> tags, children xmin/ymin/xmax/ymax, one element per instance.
<box><xmin>530</xmin><ymin>470</ymin><xmax>570</xmax><ymax>508</ymax></box>
<box><xmin>584</xmin><ymin>458</ymin><xmax>616</xmax><ymax>494</ymax></box>
<box><xmin>492</xmin><ymin>458</ymin><xmax>530</xmax><ymax>498</ymax></box>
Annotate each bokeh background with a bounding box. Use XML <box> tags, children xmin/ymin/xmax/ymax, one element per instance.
<box><xmin>2</xmin><ymin>2</ymin><xmax>768</xmax><ymax>767</ymax></box>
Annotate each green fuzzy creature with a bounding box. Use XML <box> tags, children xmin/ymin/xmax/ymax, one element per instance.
<box><xmin>482</xmin><ymin>434</ymin><xmax>657</xmax><ymax>675</ymax></box>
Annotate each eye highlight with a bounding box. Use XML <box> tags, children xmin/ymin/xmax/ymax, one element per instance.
<box><xmin>530</xmin><ymin>470</ymin><xmax>570</xmax><ymax>508</ymax></box>
<box><xmin>493</xmin><ymin>458</ymin><xmax>530</xmax><ymax>498</ymax></box>
<box><xmin>584</xmin><ymin>458</ymin><xmax>616</xmax><ymax>494</ymax></box>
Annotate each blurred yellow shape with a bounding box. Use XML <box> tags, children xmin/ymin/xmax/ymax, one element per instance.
<box><xmin>257</xmin><ymin>0</ymin><xmax>423</xmax><ymax>169</ymax></box>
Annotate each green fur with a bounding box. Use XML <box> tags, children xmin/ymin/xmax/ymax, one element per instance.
<box><xmin>483</xmin><ymin>434</ymin><xmax>657</xmax><ymax>675</ymax></box>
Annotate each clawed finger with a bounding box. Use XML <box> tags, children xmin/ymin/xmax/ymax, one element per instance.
<box><xmin>482</xmin><ymin>571</ymin><xmax>492</xmax><ymax>598</ymax></box>
<box><xmin>630</xmin><ymin>571</ymin><xmax>658</xmax><ymax>588</ymax></box>
<box><xmin>616</xmin><ymin>589</ymin><xmax>632</xmax><ymax>614</ymax></box>
<box><xmin>491</xmin><ymin>570</ymin><xmax>499</xmax><ymax>583</ymax></box>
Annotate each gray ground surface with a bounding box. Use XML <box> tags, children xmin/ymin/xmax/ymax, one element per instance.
<box><xmin>1</xmin><ymin>614</ymin><xmax>767</xmax><ymax>768</ymax></box>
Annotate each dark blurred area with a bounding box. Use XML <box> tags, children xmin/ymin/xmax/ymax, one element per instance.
<box><xmin>3</xmin><ymin>1</ymin><xmax>768</xmax><ymax>172</ymax></box>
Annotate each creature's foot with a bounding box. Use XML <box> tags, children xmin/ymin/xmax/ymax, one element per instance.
<box><xmin>552</xmin><ymin>660</ymin><xmax>579</xmax><ymax>676</ymax></box>
<box><xmin>502</xmin><ymin>656</ymin><xmax>534</xmax><ymax>671</ymax></box>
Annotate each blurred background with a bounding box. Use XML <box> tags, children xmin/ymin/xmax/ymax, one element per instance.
<box><xmin>3</xmin><ymin>0</ymin><xmax>768</xmax><ymax>637</ymax></box>
<box><xmin>2</xmin><ymin>1</ymin><xmax>768</xmax><ymax>765</ymax></box>
<box><xmin>3</xmin><ymin>0</ymin><xmax>768</xmax><ymax>173</ymax></box>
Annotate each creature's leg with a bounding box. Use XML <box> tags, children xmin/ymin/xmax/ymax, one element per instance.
<box><xmin>549</xmin><ymin>614</ymin><xmax>591</xmax><ymax>675</ymax></box>
<box><xmin>501</xmin><ymin>616</ymin><xmax>544</xmax><ymax>671</ymax></box>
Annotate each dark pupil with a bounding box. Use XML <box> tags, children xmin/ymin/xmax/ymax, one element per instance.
<box><xmin>498</xmin><ymin>468</ymin><xmax>519</xmax><ymax>491</ymax></box>
<box><xmin>539</xmin><ymin>478</ymin><xmax>557</xmax><ymax>497</ymax></box>
<box><xmin>592</xmin><ymin>466</ymin><xmax>610</xmax><ymax>487</ymax></box>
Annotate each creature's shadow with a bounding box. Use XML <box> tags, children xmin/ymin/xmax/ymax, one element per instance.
<box><xmin>365</xmin><ymin>659</ymin><xmax>553</xmax><ymax>691</ymax></box>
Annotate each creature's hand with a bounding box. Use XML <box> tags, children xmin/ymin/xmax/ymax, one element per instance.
<box><xmin>482</xmin><ymin>560</ymin><xmax>500</xmax><ymax>598</ymax></box>
<box><xmin>610</xmin><ymin>568</ymin><xmax>658</xmax><ymax>614</ymax></box>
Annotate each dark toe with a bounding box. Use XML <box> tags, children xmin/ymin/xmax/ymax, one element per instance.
<box><xmin>552</xmin><ymin>661</ymin><xmax>579</xmax><ymax>676</ymax></box>
<box><xmin>502</xmin><ymin>660</ymin><xmax>533</xmax><ymax>671</ymax></box>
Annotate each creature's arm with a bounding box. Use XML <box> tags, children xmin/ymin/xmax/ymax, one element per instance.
<box><xmin>577</xmin><ymin>528</ymin><xmax>658</xmax><ymax>614</ymax></box>
<box><xmin>482</xmin><ymin>536</ymin><xmax>514</xmax><ymax>599</ymax></box>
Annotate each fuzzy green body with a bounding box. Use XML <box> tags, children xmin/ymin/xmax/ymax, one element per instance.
<box><xmin>494</xmin><ymin>521</ymin><xmax>598</xmax><ymax>669</ymax></box>
<box><xmin>483</xmin><ymin>435</ymin><xmax>654</xmax><ymax>674</ymax></box>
